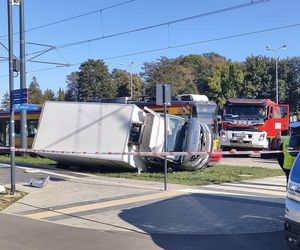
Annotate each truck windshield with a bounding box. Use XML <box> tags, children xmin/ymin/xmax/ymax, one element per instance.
<box><xmin>166</xmin><ymin>116</ymin><xmax>187</xmax><ymax>152</ymax></box>
<box><xmin>224</xmin><ymin>104</ymin><xmax>266</xmax><ymax>119</ymax></box>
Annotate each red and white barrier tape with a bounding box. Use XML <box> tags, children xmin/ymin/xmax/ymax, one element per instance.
<box><xmin>0</xmin><ymin>146</ymin><xmax>298</xmax><ymax>157</ymax></box>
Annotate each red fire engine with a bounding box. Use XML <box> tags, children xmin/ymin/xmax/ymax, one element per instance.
<box><xmin>220</xmin><ymin>98</ymin><xmax>289</xmax><ymax>150</ymax></box>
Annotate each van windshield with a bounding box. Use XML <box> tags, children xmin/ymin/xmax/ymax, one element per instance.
<box><xmin>290</xmin><ymin>154</ymin><xmax>300</xmax><ymax>183</ymax></box>
<box><xmin>166</xmin><ymin>116</ymin><xmax>187</xmax><ymax>152</ymax></box>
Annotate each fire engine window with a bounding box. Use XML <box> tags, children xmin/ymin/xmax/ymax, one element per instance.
<box><xmin>280</xmin><ymin>106</ymin><xmax>288</xmax><ymax>118</ymax></box>
<box><xmin>273</xmin><ymin>110</ymin><xmax>281</xmax><ymax>119</ymax></box>
<box><xmin>225</xmin><ymin>104</ymin><xmax>267</xmax><ymax>120</ymax></box>
<box><xmin>268</xmin><ymin>107</ymin><xmax>273</xmax><ymax>119</ymax></box>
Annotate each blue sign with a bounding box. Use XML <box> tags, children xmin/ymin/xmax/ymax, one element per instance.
<box><xmin>11</xmin><ymin>88</ymin><xmax>28</xmax><ymax>105</ymax></box>
<box><xmin>11</xmin><ymin>88</ymin><xmax>28</xmax><ymax>96</ymax></box>
<box><xmin>11</xmin><ymin>93</ymin><xmax>28</xmax><ymax>99</ymax></box>
<box><xmin>13</xmin><ymin>104</ymin><xmax>39</xmax><ymax>111</ymax></box>
<box><xmin>12</xmin><ymin>98</ymin><xmax>28</xmax><ymax>105</ymax></box>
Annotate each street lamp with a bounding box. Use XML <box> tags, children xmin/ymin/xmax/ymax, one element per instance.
<box><xmin>266</xmin><ymin>44</ymin><xmax>287</xmax><ymax>104</ymax></box>
<box><xmin>121</xmin><ymin>62</ymin><xmax>134</xmax><ymax>99</ymax></box>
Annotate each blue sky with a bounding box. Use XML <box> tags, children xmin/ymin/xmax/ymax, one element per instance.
<box><xmin>0</xmin><ymin>0</ymin><xmax>299</xmax><ymax>98</ymax></box>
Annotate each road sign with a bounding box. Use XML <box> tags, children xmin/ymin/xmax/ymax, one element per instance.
<box><xmin>11</xmin><ymin>93</ymin><xmax>27</xmax><ymax>99</ymax></box>
<box><xmin>12</xmin><ymin>98</ymin><xmax>28</xmax><ymax>105</ymax></box>
<box><xmin>13</xmin><ymin>104</ymin><xmax>39</xmax><ymax>111</ymax></box>
<box><xmin>11</xmin><ymin>88</ymin><xmax>27</xmax><ymax>97</ymax></box>
<box><xmin>11</xmin><ymin>88</ymin><xmax>28</xmax><ymax>105</ymax></box>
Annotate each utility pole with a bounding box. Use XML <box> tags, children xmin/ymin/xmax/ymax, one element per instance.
<box><xmin>163</xmin><ymin>84</ymin><xmax>168</xmax><ymax>191</ymax></box>
<box><xmin>19</xmin><ymin>0</ymin><xmax>27</xmax><ymax>150</ymax></box>
<box><xmin>8</xmin><ymin>0</ymin><xmax>16</xmax><ymax>195</ymax></box>
<box><xmin>266</xmin><ymin>45</ymin><xmax>287</xmax><ymax>104</ymax></box>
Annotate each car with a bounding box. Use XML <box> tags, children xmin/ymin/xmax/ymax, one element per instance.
<box><xmin>285</xmin><ymin>153</ymin><xmax>300</xmax><ymax>249</ymax></box>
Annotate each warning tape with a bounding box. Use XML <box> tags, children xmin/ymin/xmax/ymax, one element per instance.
<box><xmin>0</xmin><ymin>146</ymin><xmax>298</xmax><ymax>157</ymax></box>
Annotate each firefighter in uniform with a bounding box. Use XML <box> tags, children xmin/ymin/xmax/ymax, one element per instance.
<box><xmin>281</xmin><ymin>138</ymin><xmax>295</xmax><ymax>181</ymax></box>
<box><xmin>278</xmin><ymin>122</ymin><xmax>300</xmax><ymax>182</ymax></box>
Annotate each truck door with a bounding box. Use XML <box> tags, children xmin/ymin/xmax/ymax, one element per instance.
<box><xmin>279</xmin><ymin>104</ymin><xmax>290</xmax><ymax>133</ymax></box>
<box><xmin>139</xmin><ymin>107</ymin><xmax>164</xmax><ymax>153</ymax></box>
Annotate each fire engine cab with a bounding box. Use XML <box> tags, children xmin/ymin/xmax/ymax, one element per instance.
<box><xmin>220</xmin><ymin>98</ymin><xmax>289</xmax><ymax>150</ymax></box>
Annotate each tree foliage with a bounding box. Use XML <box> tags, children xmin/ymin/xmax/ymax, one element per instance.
<box><xmin>56</xmin><ymin>88</ymin><xmax>66</xmax><ymax>101</ymax></box>
<box><xmin>1</xmin><ymin>92</ymin><xmax>10</xmax><ymax>109</ymax></box>
<box><xmin>77</xmin><ymin>59</ymin><xmax>115</xmax><ymax>101</ymax></box>
<box><xmin>65</xmin><ymin>72</ymin><xmax>80</xmax><ymax>101</ymax></box>
<box><xmin>142</xmin><ymin>57</ymin><xmax>198</xmax><ymax>97</ymax></box>
<box><xmin>28</xmin><ymin>77</ymin><xmax>43</xmax><ymax>104</ymax></box>
<box><xmin>43</xmin><ymin>89</ymin><xmax>55</xmax><ymax>102</ymax></box>
<box><xmin>14</xmin><ymin>54</ymin><xmax>299</xmax><ymax>116</ymax></box>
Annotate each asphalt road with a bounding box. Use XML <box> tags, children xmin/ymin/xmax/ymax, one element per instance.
<box><xmin>0</xmin><ymin>213</ymin><xmax>288</xmax><ymax>250</ymax></box>
<box><xmin>0</xmin><ymin>159</ymin><xmax>289</xmax><ymax>250</ymax></box>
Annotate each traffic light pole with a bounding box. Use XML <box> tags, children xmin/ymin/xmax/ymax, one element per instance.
<box><xmin>8</xmin><ymin>0</ymin><xmax>16</xmax><ymax>195</ymax></box>
<box><xmin>163</xmin><ymin>84</ymin><xmax>168</xmax><ymax>191</ymax></box>
<box><xmin>20</xmin><ymin>0</ymin><xmax>27</xmax><ymax>150</ymax></box>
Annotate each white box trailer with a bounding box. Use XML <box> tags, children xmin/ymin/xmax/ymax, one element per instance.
<box><xmin>33</xmin><ymin>101</ymin><xmax>212</xmax><ymax>171</ymax></box>
<box><xmin>33</xmin><ymin>101</ymin><xmax>148</xmax><ymax>170</ymax></box>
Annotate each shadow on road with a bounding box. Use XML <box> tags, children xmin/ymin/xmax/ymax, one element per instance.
<box><xmin>144</xmin><ymin>231</ymin><xmax>288</xmax><ymax>250</ymax></box>
<box><xmin>119</xmin><ymin>193</ymin><xmax>287</xmax><ymax>250</ymax></box>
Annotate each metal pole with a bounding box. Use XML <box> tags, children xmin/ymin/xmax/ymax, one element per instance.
<box><xmin>8</xmin><ymin>0</ymin><xmax>16</xmax><ymax>195</ymax></box>
<box><xmin>266</xmin><ymin>45</ymin><xmax>286</xmax><ymax>104</ymax></box>
<box><xmin>130</xmin><ymin>62</ymin><xmax>133</xmax><ymax>99</ymax></box>
<box><xmin>275</xmin><ymin>54</ymin><xmax>279</xmax><ymax>104</ymax></box>
<box><xmin>163</xmin><ymin>84</ymin><xmax>167</xmax><ymax>191</ymax></box>
<box><xmin>20</xmin><ymin>0</ymin><xmax>27</xmax><ymax>150</ymax></box>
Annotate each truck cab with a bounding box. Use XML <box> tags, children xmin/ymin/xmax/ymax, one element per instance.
<box><xmin>220</xmin><ymin>98</ymin><xmax>289</xmax><ymax>150</ymax></box>
<box><xmin>140</xmin><ymin>107</ymin><xmax>212</xmax><ymax>170</ymax></box>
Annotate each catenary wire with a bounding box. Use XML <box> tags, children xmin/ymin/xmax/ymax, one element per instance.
<box><xmin>26</xmin><ymin>0</ymin><xmax>271</xmax><ymax>56</ymax></box>
<box><xmin>0</xmin><ymin>0</ymin><xmax>136</xmax><ymax>39</ymax></box>
<box><xmin>0</xmin><ymin>22</ymin><xmax>297</xmax><ymax>78</ymax></box>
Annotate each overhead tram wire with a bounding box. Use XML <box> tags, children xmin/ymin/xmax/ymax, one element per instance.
<box><xmin>0</xmin><ymin>22</ymin><xmax>298</xmax><ymax>78</ymax></box>
<box><xmin>26</xmin><ymin>0</ymin><xmax>271</xmax><ymax>57</ymax></box>
<box><xmin>0</xmin><ymin>0</ymin><xmax>136</xmax><ymax>39</ymax></box>
<box><xmin>25</xmin><ymin>0</ymin><xmax>136</xmax><ymax>33</ymax></box>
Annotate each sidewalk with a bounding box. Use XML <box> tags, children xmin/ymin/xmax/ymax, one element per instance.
<box><xmin>2</xmin><ymin>164</ymin><xmax>287</xmax><ymax>235</ymax></box>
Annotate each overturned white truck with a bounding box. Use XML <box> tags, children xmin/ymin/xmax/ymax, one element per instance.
<box><xmin>33</xmin><ymin>101</ymin><xmax>212</xmax><ymax>171</ymax></box>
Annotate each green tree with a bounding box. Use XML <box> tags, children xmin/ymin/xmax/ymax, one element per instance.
<box><xmin>142</xmin><ymin>57</ymin><xmax>198</xmax><ymax>97</ymax></box>
<box><xmin>56</xmin><ymin>88</ymin><xmax>66</xmax><ymax>101</ymax></box>
<box><xmin>224</xmin><ymin>63</ymin><xmax>244</xmax><ymax>98</ymax></box>
<box><xmin>77</xmin><ymin>59</ymin><xmax>115</xmax><ymax>101</ymax></box>
<box><xmin>28</xmin><ymin>77</ymin><xmax>43</xmax><ymax>104</ymax></box>
<box><xmin>281</xmin><ymin>57</ymin><xmax>300</xmax><ymax>113</ymax></box>
<box><xmin>43</xmin><ymin>89</ymin><xmax>55</xmax><ymax>102</ymax></box>
<box><xmin>65</xmin><ymin>72</ymin><xmax>79</xmax><ymax>101</ymax></box>
<box><xmin>111</xmin><ymin>69</ymin><xmax>131</xmax><ymax>97</ymax></box>
<box><xmin>242</xmin><ymin>56</ymin><xmax>273</xmax><ymax>100</ymax></box>
<box><xmin>175</xmin><ymin>54</ymin><xmax>211</xmax><ymax>95</ymax></box>
<box><xmin>1</xmin><ymin>92</ymin><xmax>10</xmax><ymax>109</ymax></box>
<box><xmin>111</xmin><ymin>68</ymin><xmax>144</xmax><ymax>97</ymax></box>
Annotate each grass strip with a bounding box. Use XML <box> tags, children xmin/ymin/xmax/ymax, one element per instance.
<box><xmin>0</xmin><ymin>155</ymin><xmax>56</xmax><ymax>165</ymax></box>
<box><xmin>92</xmin><ymin>165</ymin><xmax>284</xmax><ymax>186</ymax></box>
<box><xmin>0</xmin><ymin>189</ymin><xmax>26</xmax><ymax>211</ymax></box>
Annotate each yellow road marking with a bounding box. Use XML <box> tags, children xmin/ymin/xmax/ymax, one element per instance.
<box><xmin>27</xmin><ymin>191</ymin><xmax>182</xmax><ymax>219</ymax></box>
